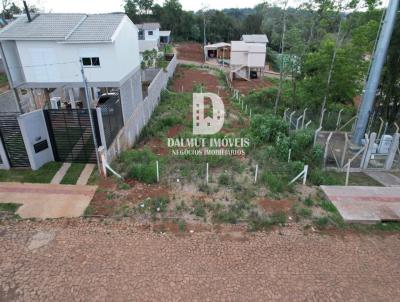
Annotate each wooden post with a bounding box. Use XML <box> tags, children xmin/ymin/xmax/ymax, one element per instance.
<box><xmin>288</xmin><ymin>149</ymin><xmax>292</xmax><ymax>163</ymax></box>
<box><xmin>254</xmin><ymin>164</ymin><xmax>258</xmax><ymax>184</ymax></box>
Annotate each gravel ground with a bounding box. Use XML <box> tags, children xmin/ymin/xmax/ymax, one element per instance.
<box><xmin>1</xmin><ymin>220</ymin><xmax>400</xmax><ymax>301</ymax></box>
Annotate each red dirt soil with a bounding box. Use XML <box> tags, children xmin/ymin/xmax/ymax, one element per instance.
<box><xmin>232</xmin><ymin>78</ymin><xmax>274</xmax><ymax>95</ymax></box>
<box><xmin>167</xmin><ymin>125</ymin><xmax>184</xmax><ymax>137</ymax></box>
<box><xmin>90</xmin><ymin>179</ymin><xmax>170</xmax><ymax>216</ymax></box>
<box><xmin>176</xmin><ymin>42</ymin><xmax>205</xmax><ymax>63</ymax></box>
<box><xmin>172</xmin><ymin>66</ymin><xmax>228</xmax><ymax>97</ymax></box>
<box><xmin>258</xmin><ymin>198</ymin><xmax>296</xmax><ymax>214</ymax></box>
<box><xmin>138</xmin><ymin>138</ymin><xmax>169</xmax><ymax>156</ymax></box>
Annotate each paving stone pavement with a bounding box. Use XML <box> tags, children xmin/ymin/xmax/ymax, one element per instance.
<box><xmin>1</xmin><ymin>220</ymin><xmax>400</xmax><ymax>301</ymax></box>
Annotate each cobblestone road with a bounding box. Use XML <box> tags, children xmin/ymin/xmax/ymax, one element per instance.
<box><xmin>1</xmin><ymin>220</ymin><xmax>400</xmax><ymax>301</ymax></box>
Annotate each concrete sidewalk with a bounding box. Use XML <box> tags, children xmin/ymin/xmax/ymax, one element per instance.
<box><xmin>365</xmin><ymin>171</ymin><xmax>400</xmax><ymax>187</ymax></box>
<box><xmin>321</xmin><ymin>185</ymin><xmax>400</xmax><ymax>223</ymax></box>
<box><xmin>0</xmin><ymin>182</ymin><xmax>97</xmax><ymax>219</ymax></box>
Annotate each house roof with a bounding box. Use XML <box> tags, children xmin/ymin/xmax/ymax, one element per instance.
<box><xmin>241</xmin><ymin>34</ymin><xmax>269</xmax><ymax>44</ymax></box>
<box><xmin>231</xmin><ymin>41</ymin><xmax>266</xmax><ymax>53</ymax></box>
<box><xmin>137</xmin><ymin>23</ymin><xmax>160</xmax><ymax>30</ymax></box>
<box><xmin>204</xmin><ymin>42</ymin><xmax>230</xmax><ymax>50</ymax></box>
<box><xmin>0</xmin><ymin>13</ymin><xmax>126</xmax><ymax>42</ymax></box>
<box><xmin>159</xmin><ymin>30</ymin><xmax>171</xmax><ymax>37</ymax></box>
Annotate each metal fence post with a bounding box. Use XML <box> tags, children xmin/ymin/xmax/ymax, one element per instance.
<box><xmin>303</xmin><ymin>165</ymin><xmax>309</xmax><ymax>185</ymax></box>
<box><xmin>156</xmin><ymin>160</ymin><xmax>160</xmax><ymax>182</ymax></box>
<box><xmin>206</xmin><ymin>163</ymin><xmax>209</xmax><ymax>184</ymax></box>
<box><xmin>345</xmin><ymin>160</ymin><xmax>351</xmax><ymax>186</ymax></box>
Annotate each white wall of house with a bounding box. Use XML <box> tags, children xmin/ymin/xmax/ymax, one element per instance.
<box><xmin>139</xmin><ymin>40</ymin><xmax>158</xmax><ymax>53</ymax></box>
<box><xmin>230</xmin><ymin>41</ymin><xmax>266</xmax><ymax>68</ymax></box>
<box><xmin>1</xmin><ymin>40</ymin><xmax>24</xmax><ymax>86</ymax></box>
<box><xmin>10</xmin><ymin>16</ymin><xmax>140</xmax><ymax>84</ymax></box>
<box><xmin>231</xmin><ymin>51</ymin><xmax>248</xmax><ymax>67</ymax></box>
<box><xmin>144</xmin><ymin>28</ymin><xmax>159</xmax><ymax>41</ymax></box>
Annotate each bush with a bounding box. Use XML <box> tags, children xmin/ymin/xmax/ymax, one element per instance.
<box><xmin>191</xmin><ymin>200</ymin><xmax>206</xmax><ymax>219</ymax></box>
<box><xmin>213</xmin><ymin>210</ymin><xmax>238</xmax><ymax>224</ymax></box>
<box><xmin>290</xmin><ymin>129</ymin><xmax>314</xmax><ymax>158</ymax></box>
<box><xmin>295</xmin><ymin>206</ymin><xmax>312</xmax><ymax>219</ymax></box>
<box><xmin>314</xmin><ymin>216</ymin><xmax>329</xmax><ymax>228</ymax></box>
<box><xmin>262</xmin><ymin>172</ymin><xmax>288</xmax><ymax>194</ymax></box>
<box><xmin>245</xmin><ymin>87</ymin><xmax>278</xmax><ymax>109</ymax></box>
<box><xmin>308</xmin><ymin>169</ymin><xmax>338</xmax><ymax>186</ymax></box>
<box><xmin>218</xmin><ymin>173</ymin><xmax>230</xmax><ymax>185</ymax></box>
<box><xmin>303</xmin><ymin>196</ymin><xmax>314</xmax><ymax>207</ymax></box>
<box><xmin>250</xmin><ymin>114</ymin><xmax>289</xmax><ymax>145</ymax></box>
<box><xmin>212</xmin><ymin>200</ymin><xmax>252</xmax><ymax>224</ymax></box>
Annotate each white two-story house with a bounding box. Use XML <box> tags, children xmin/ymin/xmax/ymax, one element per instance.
<box><xmin>137</xmin><ymin>22</ymin><xmax>171</xmax><ymax>56</ymax></box>
<box><xmin>0</xmin><ymin>13</ymin><xmax>143</xmax><ymax>122</ymax></box>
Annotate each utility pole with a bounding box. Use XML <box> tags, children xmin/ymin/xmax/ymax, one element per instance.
<box><xmin>274</xmin><ymin>0</ymin><xmax>289</xmax><ymax>114</ymax></box>
<box><xmin>202</xmin><ymin>3</ymin><xmax>208</xmax><ymax>62</ymax></box>
<box><xmin>79</xmin><ymin>59</ymin><xmax>101</xmax><ymax>174</ymax></box>
<box><xmin>321</xmin><ymin>14</ymin><xmax>344</xmax><ymax>112</ymax></box>
<box><xmin>352</xmin><ymin>0</ymin><xmax>399</xmax><ymax>145</ymax></box>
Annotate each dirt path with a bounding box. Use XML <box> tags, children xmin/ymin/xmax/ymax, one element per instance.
<box><xmin>1</xmin><ymin>221</ymin><xmax>399</xmax><ymax>301</ymax></box>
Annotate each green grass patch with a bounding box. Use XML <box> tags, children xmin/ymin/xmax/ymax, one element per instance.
<box><xmin>0</xmin><ymin>203</ymin><xmax>21</xmax><ymax>213</ymax></box>
<box><xmin>117</xmin><ymin>148</ymin><xmax>160</xmax><ymax>184</ymax></box>
<box><xmin>318</xmin><ymin>199</ymin><xmax>338</xmax><ymax>213</ymax></box>
<box><xmin>0</xmin><ymin>73</ymin><xmax>8</xmax><ymax>86</ymax></box>
<box><xmin>309</xmin><ymin>171</ymin><xmax>383</xmax><ymax>186</ymax></box>
<box><xmin>0</xmin><ymin>162</ymin><xmax>62</xmax><ymax>183</ymax></box>
<box><xmin>87</xmin><ymin>167</ymin><xmax>100</xmax><ymax>185</ymax></box>
<box><xmin>60</xmin><ymin>163</ymin><xmax>86</xmax><ymax>185</ymax></box>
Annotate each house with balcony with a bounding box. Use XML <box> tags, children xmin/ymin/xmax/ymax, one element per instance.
<box><xmin>0</xmin><ymin>12</ymin><xmax>145</xmax><ymax>168</ymax></box>
<box><xmin>0</xmin><ymin>12</ymin><xmax>177</xmax><ymax>170</ymax></box>
<box><xmin>0</xmin><ymin>12</ymin><xmax>143</xmax><ymax>119</ymax></box>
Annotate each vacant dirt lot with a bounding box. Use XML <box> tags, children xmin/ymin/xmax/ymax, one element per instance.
<box><xmin>172</xmin><ymin>66</ymin><xmax>227</xmax><ymax>96</ymax></box>
<box><xmin>232</xmin><ymin>78</ymin><xmax>274</xmax><ymax>95</ymax></box>
<box><xmin>176</xmin><ymin>42</ymin><xmax>205</xmax><ymax>63</ymax></box>
<box><xmin>1</xmin><ymin>220</ymin><xmax>399</xmax><ymax>301</ymax></box>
